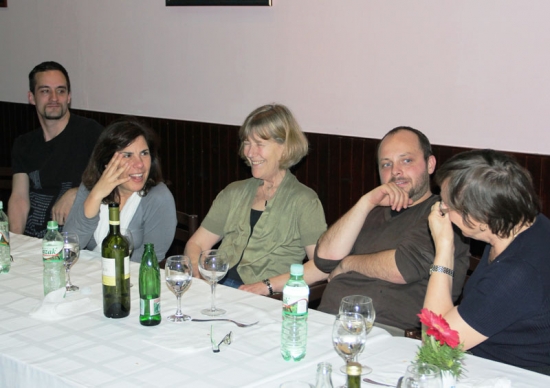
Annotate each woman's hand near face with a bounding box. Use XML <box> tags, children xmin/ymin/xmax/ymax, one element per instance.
<box><xmin>83</xmin><ymin>153</ymin><xmax>131</xmax><ymax>218</ymax></box>
<box><xmin>428</xmin><ymin>201</ymin><xmax>455</xmax><ymax>254</ymax></box>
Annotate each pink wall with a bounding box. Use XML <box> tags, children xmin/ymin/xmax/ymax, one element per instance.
<box><xmin>0</xmin><ymin>1</ymin><xmax>548</xmax><ymax>153</ymax></box>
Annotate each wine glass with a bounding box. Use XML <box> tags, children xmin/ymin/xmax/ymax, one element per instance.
<box><xmin>402</xmin><ymin>363</ymin><xmax>442</xmax><ymax>388</ymax></box>
<box><xmin>198</xmin><ymin>249</ymin><xmax>229</xmax><ymax>316</ymax></box>
<box><xmin>120</xmin><ymin>229</ymin><xmax>134</xmax><ymax>259</ymax></box>
<box><xmin>61</xmin><ymin>232</ymin><xmax>80</xmax><ymax>291</ymax></box>
<box><xmin>332</xmin><ymin>312</ymin><xmax>368</xmax><ymax>386</ymax></box>
<box><xmin>339</xmin><ymin>295</ymin><xmax>376</xmax><ymax>374</ymax></box>
<box><xmin>165</xmin><ymin>255</ymin><xmax>193</xmax><ymax>322</ymax></box>
<box><xmin>120</xmin><ymin>229</ymin><xmax>134</xmax><ymax>287</ymax></box>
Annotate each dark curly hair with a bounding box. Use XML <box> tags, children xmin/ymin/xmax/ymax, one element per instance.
<box><xmin>82</xmin><ymin>117</ymin><xmax>163</xmax><ymax>204</ymax></box>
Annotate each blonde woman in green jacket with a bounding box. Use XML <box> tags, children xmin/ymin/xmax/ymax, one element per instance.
<box><xmin>185</xmin><ymin>104</ymin><xmax>328</xmax><ymax>295</ymax></box>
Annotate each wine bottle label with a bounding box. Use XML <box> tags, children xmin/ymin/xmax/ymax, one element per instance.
<box><xmin>102</xmin><ymin>257</ymin><xmax>116</xmax><ymax>286</ymax></box>
<box><xmin>283</xmin><ymin>287</ymin><xmax>309</xmax><ymax>315</ymax></box>
<box><xmin>43</xmin><ymin>242</ymin><xmax>63</xmax><ymax>262</ymax></box>
<box><xmin>102</xmin><ymin>256</ymin><xmax>130</xmax><ymax>286</ymax></box>
<box><xmin>140</xmin><ymin>298</ymin><xmax>161</xmax><ymax>316</ymax></box>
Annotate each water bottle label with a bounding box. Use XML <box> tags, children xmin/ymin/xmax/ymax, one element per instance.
<box><xmin>0</xmin><ymin>226</ymin><xmax>9</xmax><ymax>247</ymax></box>
<box><xmin>102</xmin><ymin>256</ymin><xmax>130</xmax><ymax>286</ymax></box>
<box><xmin>43</xmin><ymin>242</ymin><xmax>63</xmax><ymax>262</ymax></box>
<box><xmin>283</xmin><ymin>287</ymin><xmax>309</xmax><ymax>315</ymax></box>
<box><xmin>140</xmin><ymin>298</ymin><xmax>161</xmax><ymax>316</ymax></box>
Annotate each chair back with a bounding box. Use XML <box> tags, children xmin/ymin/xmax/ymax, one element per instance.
<box><xmin>160</xmin><ymin>211</ymin><xmax>199</xmax><ymax>268</ymax></box>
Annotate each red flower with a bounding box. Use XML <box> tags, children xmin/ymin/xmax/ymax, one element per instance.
<box><xmin>417</xmin><ymin>308</ymin><xmax>460</xmax><ymax>348</ymax></box>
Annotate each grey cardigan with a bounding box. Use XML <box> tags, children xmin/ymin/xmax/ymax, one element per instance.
<box><xmin>65</xmin><ymin>183</ymin><xmax>177</xmax><ymax>261</ymax></box>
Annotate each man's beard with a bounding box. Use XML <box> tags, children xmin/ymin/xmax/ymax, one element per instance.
<box><xmin>42</xmin><ymin>106</ymin><xmax>66</xmax><ymax>120</ymax></box>
<box><xmin>406</xmin><ymin>170</ymin><xmax>430</xmax><ymax>203</ymax></box>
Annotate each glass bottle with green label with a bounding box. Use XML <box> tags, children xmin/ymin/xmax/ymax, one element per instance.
<box><xmin>42</xmin><ymin>220</ymin><xmax>65</xmax><ymax>295</ymax></box>
<box><xmin>102</xmin><ymin>203</ymin><xmax>130</xmax><ymax>318</ymax></box>
<box><xmin>0</xmin><ymin>201</ymin><xmax>10</xmax><ymax>274</ymax></box>
<box><xmin>139</xmin><ymin>243</ymin><xmax>161</xmax><ymax>326</ymax></box>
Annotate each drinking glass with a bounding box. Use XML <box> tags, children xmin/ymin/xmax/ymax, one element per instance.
<box><xmin>120</xmin><ymin>229</ymin><xmax>134</xmax><ymax>259</ymax></box>
<box><xmin>339</xmin><ymin>295</ymin><xmax>376</xmax><ymax>374</ymax></box>
<box><xmin>61</xmin><ymin>232</ymin><xmax>80</xmax><ymax>291</ymax></box>
<box><xmin>165</xmin><ymin>255</ymin><xmax>193</xmax><ymax>322</ymax></box>
<box><xmin>199</xmin><ymin>249</ymin><xmax>229</xmax><ymax>316</ymax></box>
<box><xmin>332</xmin><ymin>312</ymin><xmax>367</xmax><ymax>385</ymax></box>
<box><xmin>120</xmin><ymin>229</ymin><xmax>134</xmax><ymax>287</ymax></box>
<box><xmin>402</xmin><ymin>363</ymin><xmax>442</xmax><ymax>388</ymax></box>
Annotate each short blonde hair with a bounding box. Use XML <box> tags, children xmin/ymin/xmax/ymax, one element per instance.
<box><xmin>238</xmin><ymin>104</ymin><xmax>308</xmax><ymax>170</ymax></box>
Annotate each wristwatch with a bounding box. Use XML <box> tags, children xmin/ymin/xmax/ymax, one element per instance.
<box><xmin>262</xmin><ymin>278</ymin><xmax>274</xmax><ymax>296</ymax></box>
<box><xmin>429</xmin><ymin>265</ymin><xmax>454</xmax><ymax>277</ymax></box>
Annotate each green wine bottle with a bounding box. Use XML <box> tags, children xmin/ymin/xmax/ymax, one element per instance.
<box><xmin>139</xmin><ymin>243</ymin><xmax>161</xmax><ymax>326</ymax></box>
<box><xmin>102</xmin><ymin>203</ymin><xmax>130</xmax><ymax>318</ymax></box>
<box><xmin>346</xmin><ymin>362</ymin><xmax>361</xmax><ymax>388</ymax></box>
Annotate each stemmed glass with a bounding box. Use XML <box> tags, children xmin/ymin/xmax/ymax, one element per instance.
<box><xmin>332</xmin><ymin>312</ymin><xmax>368</xmax><ymax>386</ymax></box>
<box><xmin>61</xmin><ymin>232</ymin><xmax>80</xmax><ymax>292</ymax></box>
<box><xmin>402</xmin><ymin>363</ymin><xmax>442</xmax><ymax>388</ymax></box>
<box><xmin>120</xmin><ymin>229</ymin><xmax>134</xmax><ymax>259</ymax></box>
<box><xmin>198</xmin><ymin>249</ymin><xmax>229</xmax><ymax>316</ymax></box>
<box><xmin>120</xmin><ymin>229</ymin><xmax>134</xmax><ymax>287</ymax></box>
<box><xmin>339</xmin><ymin>295</ymin><xmax>376</xmax><ymax>374</ymax></box>
<box><xmin>165</xmin><ymin>255</ymin><xmax>193</xmax><ymax>322</ymax></box>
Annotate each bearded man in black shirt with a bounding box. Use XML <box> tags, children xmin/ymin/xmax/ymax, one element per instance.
<box><xmin>9</xmin><ymin>61</ymin><xmax>103</xmax><ymax>237</ymax></box>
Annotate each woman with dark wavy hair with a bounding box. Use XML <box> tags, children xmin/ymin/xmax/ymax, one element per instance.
<box><xmin>185</xmin><ymin>104</ymin><xmax>327</xmax><ymax>295</ymax></box>
<box><xmin>65</xmin><ymin>117</ymin><xmax>176</xmax><ymax>261</ymax></box>
<box><xmin>425</xmin><ymin>149</ymin><xmax>550</xmax><ymax>374</ymax></box>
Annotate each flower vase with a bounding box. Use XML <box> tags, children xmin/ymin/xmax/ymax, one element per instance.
<box><xmin>441</xmin><ymin>370</ymin><xmax>457</xmax><ymax>388</ymax></box>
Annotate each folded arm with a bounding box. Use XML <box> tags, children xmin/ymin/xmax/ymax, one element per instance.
<box><xmin>240</xmin><ymin>245</ymin><xmax>329</xmax><ymax>295</ymax></box>
<box><xmin>317</xmin><ymin>183</ymin><xmax>412</xmax><ymax>261</ymax></box>
<box><xmin>328</xmin><ymin>249</ymin><xmax>406</xmax><ymax>284</ymax></box>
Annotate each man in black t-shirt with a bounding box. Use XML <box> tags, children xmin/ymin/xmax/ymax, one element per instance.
<box><xmin>8</xmin><ymin>61</ymin><xmax>103</xmax><ymax>238</ymax></box>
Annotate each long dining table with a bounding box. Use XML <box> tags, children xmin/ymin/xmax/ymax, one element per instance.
<box><xmin>1</xmin><ymin>233</ymin><xmax>549</xmax><ymax>387</ymax></box>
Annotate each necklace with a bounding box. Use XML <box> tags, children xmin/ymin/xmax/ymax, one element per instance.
<box><xmin>263</xmin><ymin>183</ymin><xmax>274</xmax><ymax>207</ymax></box>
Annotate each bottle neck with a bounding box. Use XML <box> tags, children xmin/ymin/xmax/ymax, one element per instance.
<box><xmin>108</xmin><ymin>204</ymin><xmax>121</xmax><ymax>235</ymax></box>
<box><xmin>109</xmin><ymin>221</ymin><xmax>121</xmax><ymax>235</ymax></box>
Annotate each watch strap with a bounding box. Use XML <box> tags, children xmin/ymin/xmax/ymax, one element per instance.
<box><xmin>262</xmin><ymin>278</ymin><xmax>274</xmax><ymax>296</ymax></box>
<box><xmin>429</xmin><ymin>265</ymin><xmax>454</xmax><ymax>277</ymax></box>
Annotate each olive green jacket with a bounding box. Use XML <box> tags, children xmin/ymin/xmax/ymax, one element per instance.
<box><xmin>201</xmin><ymin>172</ymin><xmax>326</xmax><ymax>284</ymax></box>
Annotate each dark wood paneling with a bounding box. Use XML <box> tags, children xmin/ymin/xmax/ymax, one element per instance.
<box><xmin>1</xmin><ymin>100</ymin><xmax>549</xmax><ymax>226</ymax></box>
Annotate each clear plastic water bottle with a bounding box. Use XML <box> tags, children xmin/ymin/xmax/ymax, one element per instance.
<box><xmin>42</xmin><ymin>220</ymin><xmax>65</xmax><ymax>296</ymax></box>
<box><xmin>0</xmin><ymin>201</ymin><xmax>10</xmax><ymax>274</ymax></box>
<box><xmin>281</xmin><ymin>263</ymin><xmax>309</xmax><ymax>361</ymax></box>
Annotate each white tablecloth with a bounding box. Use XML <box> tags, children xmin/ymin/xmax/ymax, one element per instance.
<box><xmin>1</xmin><ymin>233</ymin><xmax>549</xmax><ymax>387</ymax></box>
